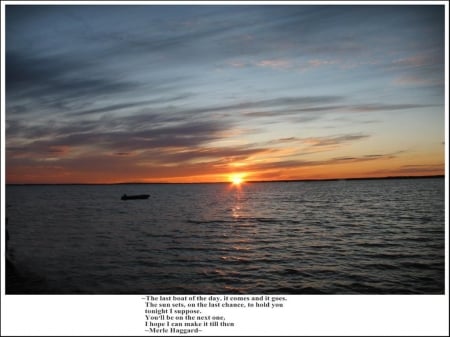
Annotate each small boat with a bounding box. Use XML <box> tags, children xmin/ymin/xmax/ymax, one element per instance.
<box><xmin>121</xmin><ymin>194</ymin><xmax>150</xmax><ymax>200</ymax></box>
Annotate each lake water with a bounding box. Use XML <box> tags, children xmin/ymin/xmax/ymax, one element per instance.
<box><xmin>5</xmin><ymin>178</ymin><xmax>445</xmax><ymax>294</ymax></box>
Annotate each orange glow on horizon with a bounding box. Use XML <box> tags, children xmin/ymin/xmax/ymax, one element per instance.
<box><xmin>229</xmin><ymin>174</ymin><xmax>246</xmax><ymax>186</ymax></box>
<box><xmin>5</xmin><ymin>158</ymin><xmax>444</xmax><ymax>184</ymax></box>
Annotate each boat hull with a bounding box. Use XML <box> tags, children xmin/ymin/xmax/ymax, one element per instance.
<box><xmin>121</xmin><ymin>194</ymin><xmax>150</xmax><ymax>200</ymax></box>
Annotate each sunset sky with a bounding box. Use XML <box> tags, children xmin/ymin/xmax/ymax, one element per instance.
<box><xmin>4</xmin><ymin>4</ymin><xmax>446</xmax><ymax>183</ymax></box>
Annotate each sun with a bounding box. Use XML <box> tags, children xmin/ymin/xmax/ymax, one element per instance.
<box><xmin>230</xmin><ymin>174</ymin><xmax>245</xmax><ymax>186</ymax></box>
<box><xmin>232</xmin><ymin>176</ymin><xmax>243</xmax><ymax>185</ymax></box>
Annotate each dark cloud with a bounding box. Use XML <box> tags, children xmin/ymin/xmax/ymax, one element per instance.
<box><xmin>304</xmin><ymin>134</ymin><xmax>369</xmax><ymax>147</ymax></box>
<box><xmin>6</xmin><ymin>119</ymin><xmax>235</xmax><ymax>159</ymax></box>
<box><xmin>66</xmin><ymin>95</ymin><xmax>347</xmax><ymax>126</ymax></box>
<box><xmin>6</xmin><ymin>51</ymin><xmax>138</xmax><ymax>110</ymax></box>
<box><xmin>6</xmin><ymin>119</ymin><xmax>100</xmax><ymax>140</ymax></box>
<box><xmin>244</xmin><ymin>106</ymin><xmax>340</xmax><ymax>118</ymax></box>
<box><xmin>350</xmin><ymin>103</ymin><xmax>438</xmax><ymax>112</ymax></box>
<box><xmin>166</xmin><ymin>96</ymin><xmax>345</xmax><ymax>121</ymax></box>
<box><xmin>5</xmin><ymin>48</ymin><xmax>192</xmax><ymax>121</ymax></box>
<box><xmin>70</xmin><ymin>94</ymin><xmax>192</xmax><ymax>116</ymax></box>
<box><xmin>245</xmin><ymin>102</ymin><xmax>438</xmax><ymax>118</ymax></box>
<box><xmin>179</xmin><ymin>96</ymin><xmax>343</xmax><ymax>115</ymax></box>
<box><xmin>138</xmin><ymin>146</ymin><xmax>270</xmax><ymax>165</ymax></box>
<box><xmin>269</xmin><ymin>134</ymin><xmax>369</xmax><ymax>147</ymax></box>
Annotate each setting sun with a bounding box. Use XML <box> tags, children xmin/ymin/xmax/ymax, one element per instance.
<box><xmin>230</xmin><ymin>174</ymin><xmax>245</xmax><ymax>185</ymax></box>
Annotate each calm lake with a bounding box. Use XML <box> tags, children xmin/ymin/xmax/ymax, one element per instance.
<box><xmin>5</xmin><ymin>178</ymin><xmax>445</xmax><ymax>294</ymax></box>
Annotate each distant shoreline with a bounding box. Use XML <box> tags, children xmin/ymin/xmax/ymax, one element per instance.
<box><xmin>5</xmin><ymin>175</ymin><xmax>445</xmax><ymax>186</ymax></box>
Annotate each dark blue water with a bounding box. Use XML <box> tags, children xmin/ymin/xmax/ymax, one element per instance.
<box><xmin>5</xmin><ymin>178</ymin><xmax>445</xmax><ymax>294</ymax></box>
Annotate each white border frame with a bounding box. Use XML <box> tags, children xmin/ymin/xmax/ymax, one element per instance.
<box><xmin>1</xmin><ymin>1</ymin><xmax>448</xmax><ymax>336</ymax></box>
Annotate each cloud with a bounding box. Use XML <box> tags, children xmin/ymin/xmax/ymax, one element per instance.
<box><xmin>244</xmin><ymin>107</ymin><xmax>338</xmax><ymax>118</ymax></box>
<box><xmin>98</xmin><ymin>95</ymin><xmax>346</xmax><ymax>122</ymax></box>
<box><xmin>138</xmin><ymin>146</ymin><xmax>271</xmax><ymax>166</ymax></box>
<box><xmin>240</xmin><ymin>97</ymin><xmax>345</xmax><ymax>119</ymax></box>
<box><xmin>6</xmin><ymin>125</ymin><xmax>376</xmax><ymax>182</ymax></box>
<box><xmin>223</xmin><ymin>151</ymin><xmax>399</xmax><ymax>174</ymax></box>
<box><xmin>6</xmin><ymin>119</ymin><xmax>235</xmax><ymax>159</ymax></box>
<box><xmin>301</xmin><ymin>134</ymin><xmax>369</xmax><ymax>147</ymax></box>
<box><xmin>256</xmin><ymin>59</ymin><xmax>292</xmax><ymax>69</ymax></box>
<box><xmin>393</xmin><ymin>75</ymin><xmax>443</xmax><ymax>88</ymax></box>
<box><xmin>6</xmin><ymin>51</ymin><xmax>130</xmax><ymax>93</ymax></box>
<box><xmin>366</xmin><ymin>163</ymin><xmax>444</xmax><ymax>176</ymax></box>
<box><xmin>70</xmin><ymin>94</ymin><xmax>192</xmax><ymax>116</ymax></box>
<box><xmin>307</xmin><ymin>59</ymin><xmax>337</xmax><ymax>67</ymax></box>
<box><xmin>385</xmin><ymin>51</ymin><xmax>444</xmax><ymax>91</ymax></box>
<box><xmin>227</xmin><ymin>60</ymin><xmax>248</xmax><ymax>68</ymax></box>
<box><xmin>225</xmin><ymin>58</ymin><xmax>294</xmax><ymax>70</ymax></box>
<box><xmin>6</xmin><ymin>146</ymin><xmax>406</xmax><ymax>183</ymax></box>
<box><xmin>392</xmin><ymin>55</ymin><xmax>430</xmax><ymax>68</ymax></box>
<box><xmin>6</xmin><ymin>51</ymin><xmax>139</xmax><ymax>112</ymax></box>
<box><xmin>270</xmin><ymin>134</ymin><xmax>369</xmax><ymax>147</ymax></box>
<box><xmin>349</xmin><ymin>103</ymin><xmax>437</xmax><ymax>112</ymax></box>
<box><xmin>243</xmin><ymin>101</ymin><xmax>436</xmax><ymax>119</ymax></box>
<box><xmin>5</xmin><ymin>48</ymin><xmax>192</xmax><ymax>120</ymax></box>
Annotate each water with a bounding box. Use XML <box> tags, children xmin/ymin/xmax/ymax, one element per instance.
<box><xmin>5</xmin><ymin>178</ymin><xmax>445</xmax><ymax>294</ymax></box>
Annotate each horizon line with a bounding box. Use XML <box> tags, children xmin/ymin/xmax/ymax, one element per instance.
<box><xmin>5</xmin><ymin>174</ymin><xmax>445</xmax><ymax>186</ymax></box>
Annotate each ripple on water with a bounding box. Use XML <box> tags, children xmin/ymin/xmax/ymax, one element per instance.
<box><xmin>5</xmin><ymin>178</ymin><xmax>445</xmax><ymax>294</ymax></box>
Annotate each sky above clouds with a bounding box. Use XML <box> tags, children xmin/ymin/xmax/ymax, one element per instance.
<box><xmin>4</xmin><ymin>4</ymin><xmax>446</xmax><ymax>183</ymax></box>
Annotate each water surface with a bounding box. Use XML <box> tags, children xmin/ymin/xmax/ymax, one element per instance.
<box><xmin>5</xmin><ymin>178</ymin><xmax>445</xmax><ymax>294</ymax></box>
